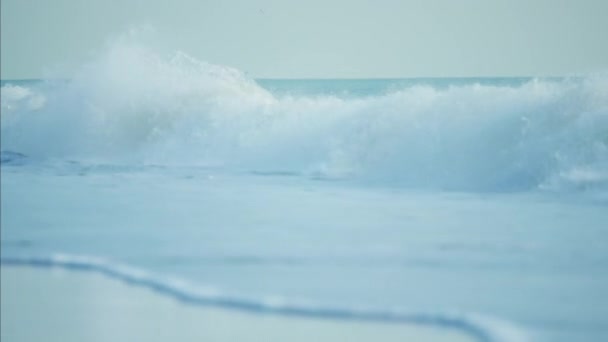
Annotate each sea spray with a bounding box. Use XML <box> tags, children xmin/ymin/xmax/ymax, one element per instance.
<box><xmin>2</xmin><ymin>40</ymin><xmax>607</xmax><ymax>193</ymax></box>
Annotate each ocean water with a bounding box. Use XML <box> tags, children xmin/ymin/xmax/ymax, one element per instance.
<box><xmin>1</xmin><ymin>42</ymin><xmax>608</xmax><ymax>342</ymax></box>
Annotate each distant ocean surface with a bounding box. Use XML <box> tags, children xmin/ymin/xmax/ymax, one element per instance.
<box><xmin>2</xmin><ymin>42</ymin><xmax>607</xmax><ymax>342</ymax></box>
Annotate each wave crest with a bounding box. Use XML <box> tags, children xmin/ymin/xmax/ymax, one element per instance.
<box><xmin>1</xmin><ymin>40</ymin><xmax>607</xmax><ymax>193</ymax></box>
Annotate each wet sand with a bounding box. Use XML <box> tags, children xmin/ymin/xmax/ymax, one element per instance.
<box><xmin>1</xmin><ymin>265</ymin><xmax>477</xmax><ymax>342</ymax></box>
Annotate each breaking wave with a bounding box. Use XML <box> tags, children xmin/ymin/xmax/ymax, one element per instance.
<box><xmin>2</xmin><ymin>39</ymin><xmax>607</xmax><ymax>192</ymax></box>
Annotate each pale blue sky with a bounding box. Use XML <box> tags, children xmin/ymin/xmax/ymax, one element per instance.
<box><xmin>2</xmin><ymin>0</ymin><xmax>608</xmax><ymax>78</ymax></box>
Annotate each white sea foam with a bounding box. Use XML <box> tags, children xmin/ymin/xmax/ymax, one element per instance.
<box><xmin>0</xmin><ymin>84</ymin><xmax>46</xmax><ymax>112</ymax></box>
<box><xmin>1</xmin><ymin>38</ymin><xmax>607</xmax><ymax>193</ymax></box>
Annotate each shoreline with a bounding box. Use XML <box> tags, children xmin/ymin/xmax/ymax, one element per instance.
<box><xmin>1</xmin><ymin>265</ymin><xmax>478</xmax><ymax>342</ymax></box>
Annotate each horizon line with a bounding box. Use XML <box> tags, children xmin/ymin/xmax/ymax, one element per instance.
<box><xmin>1</xmin><ymin>75</ymin><xmax>575</xmax><ymax>83</ymax></box>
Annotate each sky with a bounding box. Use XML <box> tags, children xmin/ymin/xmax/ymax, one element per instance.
<box><xmin>2</xmin><ymin>0</ymin><xmax>608</xmax><ymax>79</ymax></box>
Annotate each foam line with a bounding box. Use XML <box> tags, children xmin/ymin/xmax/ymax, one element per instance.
<box><xmin>1</xmin><ymin>254</ymin><xmax>526</xmax><ymax>342</ymax></box>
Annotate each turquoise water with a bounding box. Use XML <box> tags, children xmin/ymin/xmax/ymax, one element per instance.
<box><xmin>2</xmin><ymin>42</ymin><xmax>608</xmax><ymax>342</ymax></box>
<box><xmin>256</xmin><ymin>77</ymin><xmax>535</xmax><ymax>97</ymax></box>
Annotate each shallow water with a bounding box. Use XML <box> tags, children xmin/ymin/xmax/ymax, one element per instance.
<box><xmin>2</xmin><ymin>162</ymin><xmax>607</xmax><ymax>342</ymax></box>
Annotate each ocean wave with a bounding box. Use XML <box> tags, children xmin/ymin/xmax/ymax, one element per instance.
<box><xmin>1</xmin><ymin>39</ymin><xmax>607</xmax><ymax>193</ymax></box>
<box><xmin>0</xmin><ymin>254</ymin><xmax>526</xmax><ymax>342</ymax></box>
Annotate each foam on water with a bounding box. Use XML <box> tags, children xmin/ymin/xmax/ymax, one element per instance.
<box><xmin>0</xmin><ymin>254</ymin><xmax>526</xmax><ymax>342</ymax></box>
<box><xmin>1</xmin><ymin>39</ymin><xmax>607</xmax><ymax>193</ymax></box>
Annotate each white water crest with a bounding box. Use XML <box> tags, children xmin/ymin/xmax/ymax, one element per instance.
<box><xmin>2</xmin><ymin>39</ymin><xmax>607</xmax><ymax>193</ymax></box>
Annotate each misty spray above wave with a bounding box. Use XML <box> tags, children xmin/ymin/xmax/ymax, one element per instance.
<box><xmin>2</xmin><ymin>38</ymin><xmax>607</xmax><ymax>192</ymax></box>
